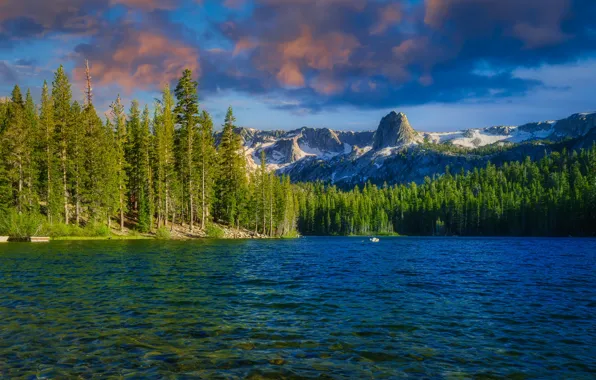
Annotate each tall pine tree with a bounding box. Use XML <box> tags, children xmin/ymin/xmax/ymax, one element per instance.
<box><xmin>174</xmin><ymin>69</ymin><xmax>200</xmax><ymax>232</ymax></box>
<box><xmin>52</xmin><ymin>65</ymin><xmax>72</xmax><ymax>224</ymax></box>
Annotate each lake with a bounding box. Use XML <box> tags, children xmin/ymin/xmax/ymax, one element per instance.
<box><xmin>0</xmin><ymin>237</ymin><xmax>594</xmax><ymax>378</ymax></box>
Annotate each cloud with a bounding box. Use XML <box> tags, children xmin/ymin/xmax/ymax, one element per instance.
<box><xmin>199</xmin><ymin>0</ymin><xmax>596</xmax><ymax>111</ymax></box>
<box><xmin>370</xmin><ymin>3</ymin><xmax>401</xmax><ymax>35</ymax></box>
<box><xmin>0</xmin><ymin>0</ymin><xmax>104</xmax><ymax>38</ymax></box>
<box><xmin>277</xmin><ymin>62</ymin><xmax>305</xmax><ymax>87</ymax></box>
<box><xmin>73</xmin><ymin>27</ymin><xmax>200</xmax><ymax>93</ymax></box>
<box><xmin>109</xmin><ymin>0</ymin><xmax>183</xmax><ymax>11</ymax></box>
<box><xmin>0</xmin><ymin>0</ymin><xmax>595</xmax><ymax>114</ymax></box>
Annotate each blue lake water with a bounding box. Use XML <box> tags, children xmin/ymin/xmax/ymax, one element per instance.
<box><xmin>0</xmin><ymin>237</ymin><xmax>595</xmax><ymax>378</ymax></box>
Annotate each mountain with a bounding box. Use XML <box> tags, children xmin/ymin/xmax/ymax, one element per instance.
<box><xmin>372</xmin><ymin>111</ymin><xmax>419</xmax><ymax>149</ymax></box>
<box><xmin>231</xmin><ymin>111</ymin><xmax>596</xmax><ymax>187</ymax></box>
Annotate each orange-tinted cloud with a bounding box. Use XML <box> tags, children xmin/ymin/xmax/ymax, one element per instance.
<box><xmin>75</xmin><ymin>30</ymin><xmax>200</xmax><ymax>93</ymax></box>
<box><xmin>109</xmin><ymin>0</ymin><xmax>181</xmax><ymax>10</ymax></box>
<box><xmin>233</xmin><ymin>37</ymin><xmax>259</xmax><ymax>56</ymax></box>
<box><xmin>424</xmin><ymin>0</ymin><xmax>451</xmax><ymax>28</ymax></box>
<box><xmin>370</xmin><ymin>3</ymin><xmax>402</xmax><ymax>35</ymax></box>
<box><xmin>278</xmin><ymin>27</ymin><xmax>359</xmax><ymax>71</ymax></box>
<box><xmin>311</xmin><ymin>75</ymin><xmax>344</xmax><ymax>95</ymax></box>
<box><xmin>277</xmin><ymin>62</ymin><xmax>305</xmax><ymax>87</ymax></box>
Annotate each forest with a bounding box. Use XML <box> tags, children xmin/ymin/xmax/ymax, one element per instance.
<box><xmin>0</xmin><ymin>64</ymin><xmax>297</xmax><ymax>238</ymax></box>
<box><xmin>1</xmin><ymin>64</ymin><xmax>595</xmax><ymax>238</ymax></box>
<box><xmin>298</xmin><ymin>149</ymin><xmax>596</xmax><ymax>237</ymax></box>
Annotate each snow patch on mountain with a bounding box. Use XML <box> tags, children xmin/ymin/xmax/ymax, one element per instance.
<box><xmin>234</xmin><ymin>111</ymin><xmax>595</xmax><ymax>180</ymax></box>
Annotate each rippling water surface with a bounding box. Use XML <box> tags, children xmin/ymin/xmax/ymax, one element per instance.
<box><xmin>0</xmin><ymin>237</ymin><xmax>595</xmax><ymax>378</ymax></box>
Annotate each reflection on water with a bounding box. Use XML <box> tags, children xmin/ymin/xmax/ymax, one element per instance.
<box><xmin>0</xmin><ymin>237</ymin><xmax>595</xmax><ymax>378</ymax></box>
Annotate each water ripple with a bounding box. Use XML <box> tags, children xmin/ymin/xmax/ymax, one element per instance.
<box><xmin>0</xmin><ymin>237</ymin><xmax>595</xmax><ymax>378</ymax></box>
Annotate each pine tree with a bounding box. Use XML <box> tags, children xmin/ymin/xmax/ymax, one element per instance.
<box><xmin>197</xmin><ymin>110</ymin><xmax>217</xmax><ymax>229</ymax></box>
<box><xmin>138</xmin><ymin>105</ymin><xmax>154</xmax><ymax>232</ymax></box>
<box><xmin>100</xmin><ymin>117</ymin><xmax>120</xmax><ymax>228</ymax></box>
<box><xmin>126</xmin><ymin>100</ymin><xmax>142</xmax><ymax>213</ymax></box>
<box><xmin>110</xmin><ymin>95</ymin><xmax>128</xmax><ymax>230</ymax></box>
<box><xmin>52</xmin><ymin>65</ymin><xmax>72</xmax><ymax>224</ymax></box>
<box><xmin>70</xmin><ymin>101</ymin><xmax>86</xmax><ymax>225</ymax></box>
<box><xmin>1</xmin><ymin>86</ymin><xmax>26</xmax><ymax>212</ymax></box>
<box><xmin>24</xmin><ymin>89</ymin><xmax>39</xmax><ymax>211</ymax></box>
<box><xmin>39</xmin><ymin>81</ymin><xmax>59</xmax><ymax>221</ymax></box>
<box><xmin>215</xmin><ymin>106</ymin><xmax>247</xmax><ymax>226</ymax></box>
<box><xmin>0</xmin><ymin>98</ymin><xmax>11</xmax><ymax>212</ymax></box>
<box><xmin>82</xmin><ymin>62</ymin><xmax>109</xmax><ymax>223</ymax></box>
<box><xmin>260</xmin><ymin>150</ymin><xmax>267</xmax><ymax>234</ymax></box>
<box><xmin>174</xmin><ymin>69</ymin><xmax>200</xmax><ymax>232</ymax></box>
<box><xmin>155</xmin><ymin>85</ymin><xmax>176</xmax><ymax>228</ymax></box>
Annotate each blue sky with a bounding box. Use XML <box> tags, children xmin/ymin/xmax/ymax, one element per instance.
<box><xmin>0</xmin><ymin>0</ymin><xmax>595</xmax><ymax>131</ymax></box>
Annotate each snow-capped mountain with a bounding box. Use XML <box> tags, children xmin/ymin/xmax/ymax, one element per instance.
<box><xmin>231</xmin><ymin>111</ymin><xmax>596</xmax><ymax>186</ymax></box>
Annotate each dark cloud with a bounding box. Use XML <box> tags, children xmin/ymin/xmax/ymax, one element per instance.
<box><xmin>200</xmin><ymin>0</ymin><xmax>596</xmax><ymax>110</ymax></box>
<box><xmin>0</xmin><ymin>0</ymin><xmax>106</xmax><ymax>39</ymax></box>
<box><xmin>1</xmin><ymin>18</ymin><xmax>44</xmax><ymax>39</ymax></box>
<box><xmin>0</xmin><ymin>0</ymin><xmax>594</xmax><ymax>111</ymax></box>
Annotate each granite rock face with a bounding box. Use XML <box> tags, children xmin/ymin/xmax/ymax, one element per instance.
<box><xmin>372</xmin><ymin>111</ymin><xmax>418</xmax><ymax>149</ymax></box>
<box><xmin>216</xmin><ymin>110</ymin><xmax>596</xmax><ymax>186</ymax></box>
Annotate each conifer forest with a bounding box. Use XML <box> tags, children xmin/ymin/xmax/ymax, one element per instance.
<box><xmin>1</xmin><ymin>65</ymin><xmax>595</xmax><ymax>238</ymax></box>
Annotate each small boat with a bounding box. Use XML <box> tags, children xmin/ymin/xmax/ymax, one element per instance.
<box><xmin>370</xmin><ymin>237</ymin><xmax>380</xmax><ymax>243</ymax></box>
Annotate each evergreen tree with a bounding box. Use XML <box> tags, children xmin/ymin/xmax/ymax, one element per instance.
<box><xmin>24</xmin><ymin>89</ymin><xmax>39</xmax><ymax>211</ymax></box>
<box><xmin>1</xmin><ymin>86</ymin><xmax>26</xmax><ymax>212</ymax></box>
<box><xmin>126</xmin><ymin>100</ymin><xmax>142</xmax><ymax>212</ymax></box>
<box><xmin>155</xmin><ymin>85</ymin><xmax>176</xmax><ymax>228</ymax></box>
<box><xmin>138</xmin><ymin>105</ymin><xmax>154</xmax><ymax>232</ymax></box>
<box><xmin>174</xmin><ymin>69</ymin><xmax>200</xmax><ymax>232</ymax></box>
<box><xmin>82</xmin><ymin>62</ymin><xmax>110</xmax><ymax>223</ymax></box>
<box><xmin>110</xmin><ymin>95</ymin><xmax>128</xmax><ymax>230</ymax></box>
<box><xmin>52</xmin><ymin>65</ymin><xmax>72</xmax><ymax>224</ymax></box>
<box><xmin>215</xmin><ymin>107</ymin><xmax>247</xmax><ymax>226</ymax></box>
<box><xmin>39</xmin><ymin>81</ymin><xmax>59</xmax><ymax>221</ymax></box>
<box><xmin>197</xmin><ymin>110</ymin><xmax>217</xmax><ymax>229</ymax></box>
<box><xmin>70</xmin><ymin>101</ymin><xmax>86</xmax><ymax>225</ymax></box>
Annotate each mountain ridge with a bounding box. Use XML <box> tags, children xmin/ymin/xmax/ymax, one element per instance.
<box><xmin>230</xmin><ymin>110</ymin><xmax>596</xmax><ymax>186</ymax></box>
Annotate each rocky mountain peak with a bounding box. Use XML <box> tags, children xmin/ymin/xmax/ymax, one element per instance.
<box><xmin>372</xmin><ymin>111</ymin><xmax>418</xmax><ymax>150</ymax></box>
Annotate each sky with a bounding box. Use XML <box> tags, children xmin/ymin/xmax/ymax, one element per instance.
<box><xmin>0</xmin><ymin>0</ymin><xmax>595</xmax><ymax>132</ymax></box>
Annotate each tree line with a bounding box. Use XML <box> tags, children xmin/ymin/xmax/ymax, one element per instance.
<box><xmin>296</xmin><ymin>147</ymin><xmax>596</xmax><ymax>237</ymax></box>
<box><xmin>1</xmin><ymin>64</ymin><xmax>595</xmax><ymax>238</ymax></box>
<box><xmin>0</xmin><ymin>64</ymin><xmax>297</xmax><ymax>237</ymax></box>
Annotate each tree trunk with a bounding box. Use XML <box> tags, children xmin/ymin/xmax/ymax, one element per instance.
<box><xmin>262</xmin><ymin>177</ymin><xmax>266</xmax><ymax>235</ymax></box>
<box><xmin>120</xmin><ymin>184</ymin><xmax>124</xmax><ymax>231</ymax></box>
<box><xmin>18</xmin><ymin>159</ymin><xmax>23</xmax><ymax>214</ymax></box>
<box><xmin>270</xmin><ymin>176</ymin><xmax>273</xmax><ymax>237</ymax></box>
<box><xmin>62</xmin><ymin>150</ymin><xmax>68</xmax><ymax>224</ymax></box>
<box><xmin>75</xmin><ymin>178</ymin><xmax>80</xmax><ymax>226</ymax></box>
<box><xmin>165</xmin><ymin>180</ymin><xmax>169</xmax><ymax>227</ymax></box>
<box><xmin>188</xmin><ymin>128</ymin><xmax>194</xmax><ymax>233</ymax></box>
<box><xmin>189</xmin><ymin>179</ymin><xmax>194</xmax><ymax>232</ymax></box>
<box><xmin>201</xmin><ymin>153</ymin><xmax>206</xmax><ymax>230</ymax></box>
<box><xmin>47</xmin><ymin>143</ymin><xmax>52</xmax><ymax>222</ymax></box>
